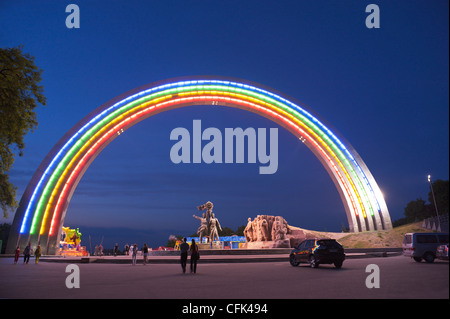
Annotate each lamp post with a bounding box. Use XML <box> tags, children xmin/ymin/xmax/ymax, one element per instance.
<box><xmin>427</xmin><ymin>175</ymin><xmax>441</xmax><ymax>230</ymax></box>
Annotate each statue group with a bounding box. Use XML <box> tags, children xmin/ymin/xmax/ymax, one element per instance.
<box><xmin>193</xmin><ymin>201</ymin><xmax>222</xmax><ymax>243</ymax></box>
<box><xmin>244</xmin><ymin>215</ymin><xmax>288</xmax><ymax>243</ymax></box>
<box><xmin>192</xmin><ymin>204</ymin><xmax>301</xmax><ymax>249</ymax></box>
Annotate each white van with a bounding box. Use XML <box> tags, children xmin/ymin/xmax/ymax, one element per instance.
<box><xmin>403</xmin><ymin>232</ymin><xmax>449</xmax><ymax>263</ymax></box>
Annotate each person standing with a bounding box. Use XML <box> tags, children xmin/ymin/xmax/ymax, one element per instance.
<box><xmin>189</xmin><ymin>239</ymin><xmax>199</xmax><ymax>274</ymax></box>
<box><xmin>114</xmin><ymin>243</ymin><xmax>119</xmax><ymax>257</ymax></box>
<box><xmin>131</xmin><ymin>244</ymin><xmax>138</xmax><ymax>266</ymax></box>
<box><xmin>23</xmin><ymin>243</ymin><xmax>31</xmax><ymax>264</ymax></box>
<box><xmin>34</xmin><ymin>245</ymin><xmax>42</xmax><ymax>264</ymax></box>
<box><xmin>179</xmin><ymin>238</ymin><xmax>189</xmax><ymax>274</ymax></box>
<box><xmin>142</xmin><ymin>243</ymin><xmax>149</xmax><ymax>265</ymax></box>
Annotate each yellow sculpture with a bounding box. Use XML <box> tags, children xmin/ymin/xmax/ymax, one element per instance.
<box><xmin>61</xmin><ymin>226</ymin><xmax>82</xmax><ymax>246</ymax></box>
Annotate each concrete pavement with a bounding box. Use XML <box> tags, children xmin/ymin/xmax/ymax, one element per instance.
<box><xmin>26</xmin><ymin>247</ymin><xmax>403</xmax><ymax>264</ymax></box>
<box><xmin>1</xmin><ymin>254</ymin><xmax>447</xmax><ymax>300</ymax></box>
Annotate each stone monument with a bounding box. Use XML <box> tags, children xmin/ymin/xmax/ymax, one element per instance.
<box><xmin>242</xmin><ymin>215</ymin><xmax>313</xmax><ymax>248</ymax></box>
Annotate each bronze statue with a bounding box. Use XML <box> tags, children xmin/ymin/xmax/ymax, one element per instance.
<box><xmin>192</xmin><ymin>213</ymin><xmax>208</xmax><ymax>243</ymax></box>
<box><xmin>197</xmin><ymin>201</ymin><xmax>214</xmax><ymax>225</ymax></box>
<box><xmin>194</xmin><ymin>201</ymin><xmax>224</xmax><ymax>244</ymax></box>
<box><xmin>209</xmin><ymin>213</ymin><xmax>222</xmax><ymax>243</ymax></box>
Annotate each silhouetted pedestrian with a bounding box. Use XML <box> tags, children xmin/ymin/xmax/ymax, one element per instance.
<box><xmin>179</xmin><ymin>238</ymin><xmax>189</xmax><ymax>273</ymax></box>
<box><xmin>190</xmin><ymin>239</ymin><xmax>199</xmax><ymax>274</ymax></box>
<box><xmin>23</xmin><ymin>243</ymin><xmax>31</xmax><ymax>264</ymax></box>
<box><xmin>34</xmin><ymin>245</ymin><xmax>42</xmax><ymax>264</ymax></box>
<box><xmin>132</xmin><ymin>244</ymin><xmax>138</xmax><ymax>265</ymax></box>
<box><xmin>142</xmin><ymin>243</ymin><xmax>149</xmax><ymax>265</ymax></box>
<box><xmin>14</xmin><ymin>246</ymin><xmax>20</xmax><ymax>264</ymax></box>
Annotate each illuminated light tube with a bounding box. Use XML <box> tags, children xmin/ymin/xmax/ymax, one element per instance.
<box><xmin>8</xmin><ymin>76</ymin><xmax>392</xmax><ymax>257</ymax></box>
<box><xmin>22</xmin><ymin>93</ymin><xmax>177</xmax><ymax>234</ymax></box>
<box><xmin>181</xmin><ymin>87</ymin><xmax>375</xmax><ymax>217</ymax></box>
<box><xmin>33</xmin><ymin>97</ymin><xmax>171</xmax><ymax>234</ymax></box>
<box><xmin>36</xmin><ymin>89</ymin><xmax>365</xmax><ymax>235</ymax></box>
<box><xmin>39</xmin><ymin>101</ymin><xmax>166</xmax><ymax>234</ymax></box>
<box><xmin>32</xmin><ymin>85</ymin><xmax>332</xmax><ymax>233</ymax></box>
<box><xmin>44</xmin><ymin>91</ymin><xmax>364</xmax><ymax>234</ymax></box>
<box><xmin>49</xmin><ymin>95</ymin><xmax>361</xmax><ymax>236</ymax></box>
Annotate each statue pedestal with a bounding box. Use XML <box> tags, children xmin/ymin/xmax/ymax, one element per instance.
<box><xmin>198</xmin><ymin>242</ymin><xmax>222</xmax><ymax>250</ymax></box>
<box><xmin>242</xmin><ymin>239</ymin><xmax>291</xmax><ymax>249</ymax></box>
<box><xmin>273</xmin><ymin>239</ymin><xmax>291</xmax><ymax>248</ymax></box>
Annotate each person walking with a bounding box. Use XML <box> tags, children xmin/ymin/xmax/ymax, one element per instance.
<box><xmin>131</xmin><ymin>244</ymin><xmax>138</xmax><ymax>266</ymax></box>
<box><xmin>179</xmin><ymin>238</ymin><xmax>189</xmax><ymax>274</ymax></box>
<box><xmin>142</xmin><ymin>243</ymin><xmax>149</xmax><ymax>265</ymax></box>
<box><xmin>14</xmin><ymin>246</ymin><xmax>20</xmax><ymax>265</ymax></box>
<box><xmin>34</xmin><ymin>245</ymin><xmax>42</xmax><ymax>264</ymax></box>
<box><xmin>23</xmin><ymin>243</ymin><xmax>31</xmax><ymax>264</ymax></box>
<box><xmin>114</xmin><ymin>243</ymin><xmax>119</xmax><ymax>257</ymax></box>
<box><xmin>189</xmin><ymin>239</ymin><xmax>199</xmax><ymax>274</ymax></box>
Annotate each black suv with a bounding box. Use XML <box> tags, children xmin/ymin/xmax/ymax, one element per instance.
<box><xmin>289</xmin><ymin>238</ymin><xmax>345</xmax><ymax>268</ymax></box>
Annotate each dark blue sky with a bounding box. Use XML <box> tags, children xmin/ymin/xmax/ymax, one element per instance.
<box><xmin>1</xmin><ymin>1</ymin><xmax>448</xmax><ymax>248</ymax></box>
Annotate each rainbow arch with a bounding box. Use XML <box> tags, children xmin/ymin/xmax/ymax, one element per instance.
<box><xmin>7</xmin><ymin>76</ymin><xmax>392</xmax><ymax>254</ymax></box>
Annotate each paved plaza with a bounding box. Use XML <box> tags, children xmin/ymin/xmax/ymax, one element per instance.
<box><xmin>0</xmin><ymin>255</ymin><xmax>448</xmax><ymax>300</ymax></box>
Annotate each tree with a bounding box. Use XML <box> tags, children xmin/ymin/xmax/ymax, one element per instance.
<box><xmin>394</xmin><ymin>179</ymin><xmax>449</xmax><ymax>227</ymax></box>
<box><xmin>0</xmin><ymin>223</ymin><xmax>11</xmax><ymax>254</ymax></box>
<box><xmin>0</xmin><ymin>46</ymin><xmax>46</xmax><ymax>217</ymax></box>
<box><xmin>428</xmin><ymin>179</ymin><xmax>449</xmax><ymax>216</ymax></box>
<box><xmin>219</xmin><ymin>227</ymin><xmax>235</xmax><ymax>236</ymax></box>
<box><xmin>403</xmin><ymin>198</ymin><xmax>428</xmax><ymax>223</ymax></box>
<box><xmin>235</xmin><ymin>224</ymin><xmax>245</xmax><ymax>236</ymax></box>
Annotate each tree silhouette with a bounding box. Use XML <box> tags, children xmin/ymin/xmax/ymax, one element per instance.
<box><xmin>0</xmin><ymin>46</ymin><xmax>46</xmax><ymax>217</ymax></box>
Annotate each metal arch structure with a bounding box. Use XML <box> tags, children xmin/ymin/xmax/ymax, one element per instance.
<box><xmin>6</xmin><ymin>76</ymin><xmax>392</xmax><ymax>254</ymax></box>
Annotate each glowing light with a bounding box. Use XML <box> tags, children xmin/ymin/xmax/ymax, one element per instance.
<box><xmin>17</xmin><ymin>78</ymin><xmax>390</xmax><ymax>240</ymax></box>
<box><xmin>48</xmin><ymin>95</ymin><xmax>361</xmax><ymax>235</ymax></box>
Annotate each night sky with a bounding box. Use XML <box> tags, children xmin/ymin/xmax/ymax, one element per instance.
<box><xmin>1</xmin><ymin>1</ymin><xmax>448</xmax><ymax>249</ymax></box>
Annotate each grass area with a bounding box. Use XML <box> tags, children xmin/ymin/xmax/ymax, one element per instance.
<box><xmin>290</xmin><ymin>222</ymin><xmax>434</xmax><ymax>248</ymax></box>
<box><xmin>336</xmin><ymin>222</ymin><xmax>432</xmax><ymax>248</ymax></box>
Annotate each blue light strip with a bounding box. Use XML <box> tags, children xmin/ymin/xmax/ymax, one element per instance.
<box><xmin>20</xmin><ymin>81</ymin><xmax>187</xmax><ymax>233</ymax></box>
<box><xmin>229</xmin><ymin>81</ymin><xmax>382</xmax><ymax>214</ymax></box>
<box><xmin>20</xmin><ymin>79</ymin><xmax>382</xmax><ymax>234</ymax></box>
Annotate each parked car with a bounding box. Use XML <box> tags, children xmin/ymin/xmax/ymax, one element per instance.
<box><xmin>402</xmin><ymin>232</ymin><xmax>449</xmax><ymax>263</ymax></box>
<box><xmin>436</xmin><ymin>244</ymin><xmax>449</xmax><ymax>261</ymax></box>
<box><xmin>289</xmin><ymin>238</ymin><xmax>345</xmax><ymax>268</ymax></box>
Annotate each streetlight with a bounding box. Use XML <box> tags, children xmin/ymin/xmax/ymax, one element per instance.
<box><xmin>427</xmin><ymin>175</ymin><xmax>441</xmax><ymax>230</ymax></box>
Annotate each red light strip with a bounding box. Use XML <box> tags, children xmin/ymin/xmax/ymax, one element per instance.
<box><xmin>49</xmin><ymin>95</ymin><xmax>359</xmax><ymax>235</ymax></box>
